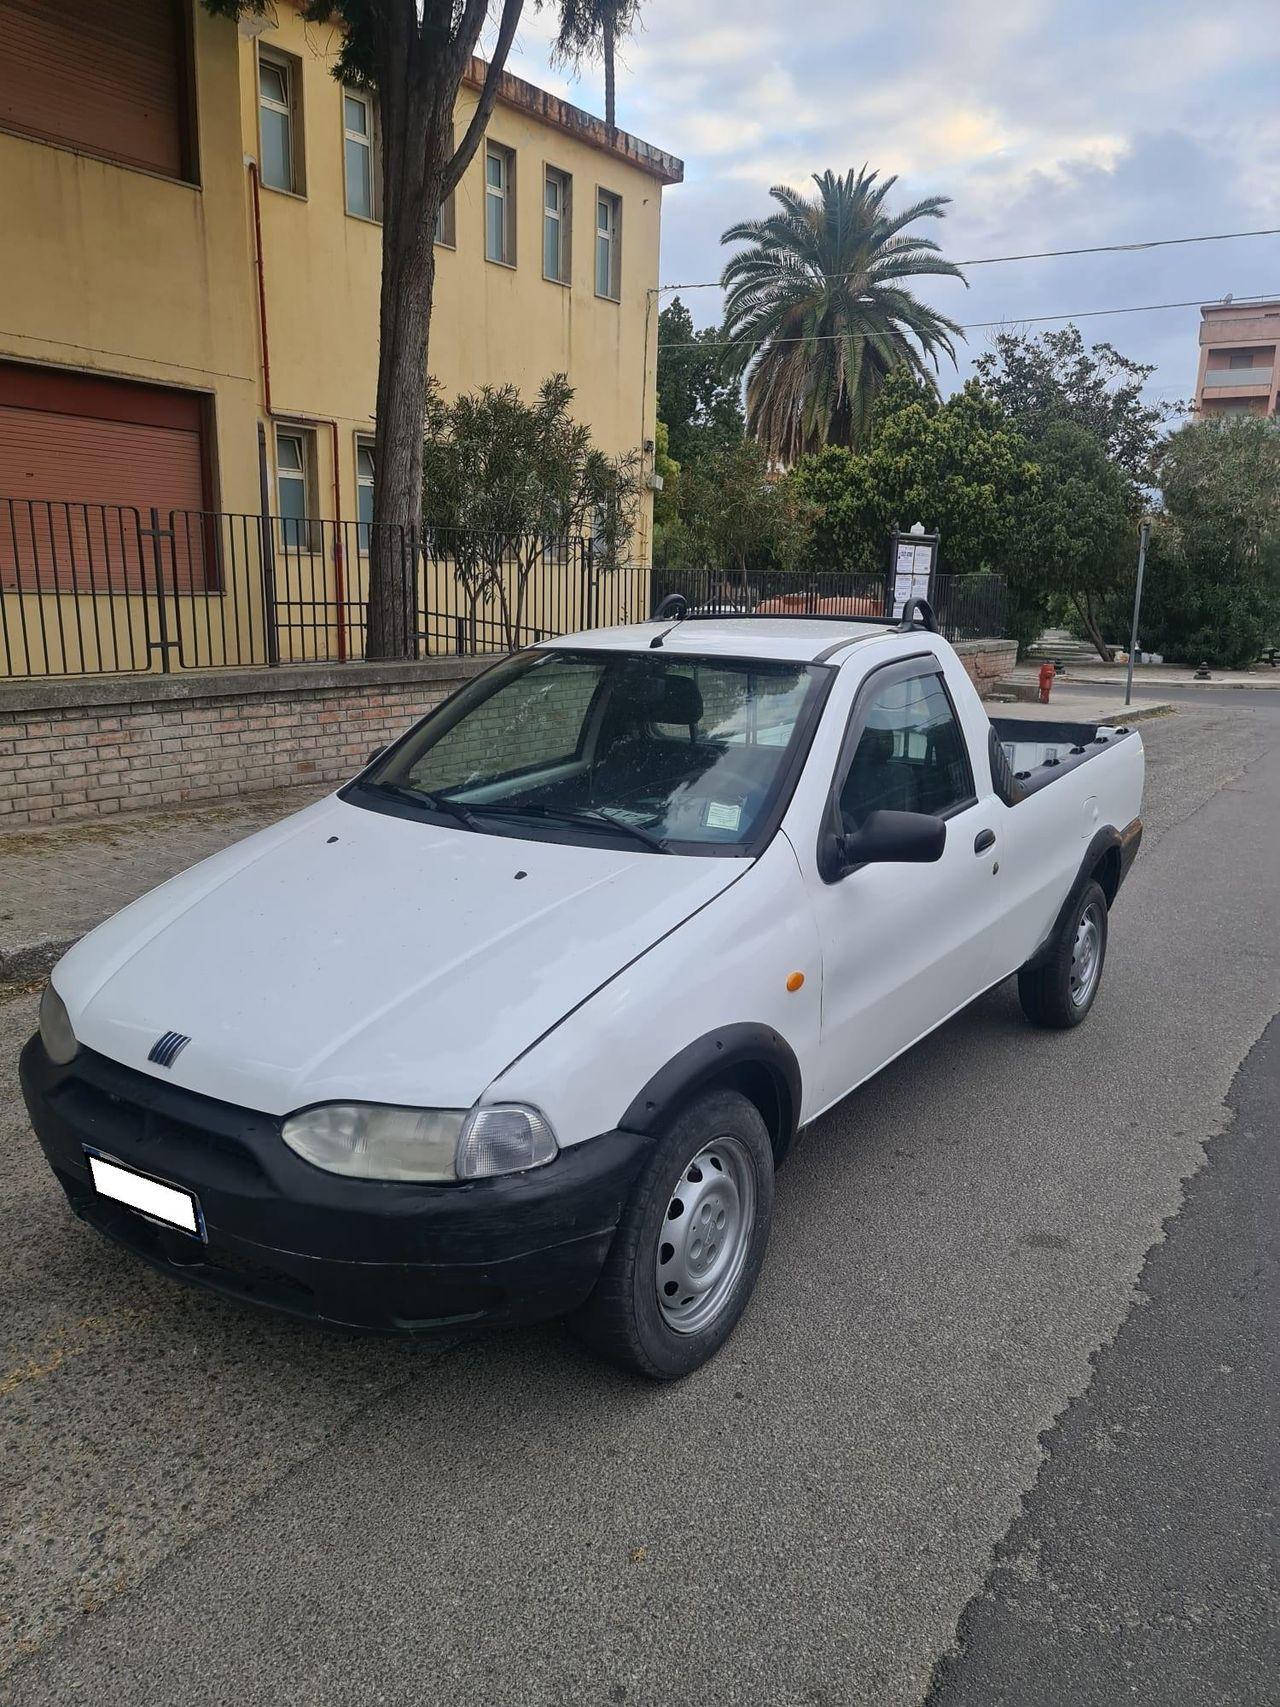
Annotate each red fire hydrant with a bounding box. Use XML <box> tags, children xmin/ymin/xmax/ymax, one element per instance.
<box><xmin>1038</xmin><ymin>661</ymin><xmax>1055</xmax><ymax>704</ymax></box>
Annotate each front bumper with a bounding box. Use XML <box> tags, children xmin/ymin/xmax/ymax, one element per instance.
<box><xmin>20</xmin><ymin>1037</ymin><xmax>649</xmax><ymax>1335</ymax></box>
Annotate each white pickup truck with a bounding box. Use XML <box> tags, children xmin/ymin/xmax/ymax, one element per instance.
<box><xmin>22</xmin><ymin>602</ymin><xmax>1143</xmax><ymax>1378</ymax></box>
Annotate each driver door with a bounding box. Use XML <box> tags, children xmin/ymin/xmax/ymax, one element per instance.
<box><xmin>808</xmin><ymin>658</ymin><xmax>999</xmax><ymax>1113</ymax></box>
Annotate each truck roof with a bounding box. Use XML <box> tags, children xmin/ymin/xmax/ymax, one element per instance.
<box><xmin>540</xmin><ymin>616</ymin><xmax>899</xmax><ymax>665</ymax></box>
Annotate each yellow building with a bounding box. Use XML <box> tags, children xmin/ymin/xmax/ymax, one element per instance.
<box><xmin>0</xmin><ymin>0</ymin><xmax>682</xmax><ymax>674</ymax></box>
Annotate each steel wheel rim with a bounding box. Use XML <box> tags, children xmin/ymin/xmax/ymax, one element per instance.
<box><xmin>1069</xmin><ymin>902</ymin><xmax>1103</xmax><ymax>1007</ymax></box>
<box><xmin>655</xmin><ymin>1136</ymin><xmax>756</xmax><ymax>1336</ymax></box>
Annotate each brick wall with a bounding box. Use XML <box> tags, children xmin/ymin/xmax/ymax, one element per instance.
<box><xmin>953</xmin><ymin>638</ymin><xmax>1018</xmax><ymax>692</ymax></box>
<box><xmin>0</xmin><ymin>639</ymin><xmax>1017</xmax><ymax>831</ymax></box>
<box><xmin>0</xmin><ymin>660</ymin><xmax>488</xmax><ymax>830</ymax></box>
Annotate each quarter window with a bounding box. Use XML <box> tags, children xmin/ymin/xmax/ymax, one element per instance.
<box><xmin>839</xmin><ymin>672</ymin><xmax>973</xmax><ymax>826</ymax></box>
<box><xmin>485</xmin><ymin>144</ymin><xmax>515</xmax><ymax>265</ymax></box>
<box><xmin>595</xmin><ymin>190</ymin><xmax>621</xmax><ymax>299</ymax></box>
<box><xmin>259</xmin><ymin>52</ymin><xmax>302</xmax><ymax>194</ymax></box>
<box><xmin>544</xmin><ymin>167</ymin><xmax>571</xmax><ymax>283</ymax></box>
<box><xmin>343</xmin><ymin>89</ymin><xmax>376</xmax><ymax>219</ymax></box>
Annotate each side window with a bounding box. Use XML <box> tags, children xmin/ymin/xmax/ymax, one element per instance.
<box><xmin>839</xmin><ymin>671</ymin><xmax>973</xmax><ymax>827</ymax></box>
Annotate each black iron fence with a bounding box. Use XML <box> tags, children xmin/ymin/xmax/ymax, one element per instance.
<box><xmin>1</xmin><ymin>498</ymin><xmax>1006</xmax><ymax>679</ymax></box>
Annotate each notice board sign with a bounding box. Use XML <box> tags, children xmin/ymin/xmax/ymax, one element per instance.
<box><xmin>888</xmin><ymin>527</ymin><xmax>939</xmax><ymax>616</ymax></box>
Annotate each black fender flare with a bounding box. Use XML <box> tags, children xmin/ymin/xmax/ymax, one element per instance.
<box><xmin>1024</xmin><ymin>825</ymin><xmax>1125</xmax><ymax>970</ymax></box>
<box><xmin>618</xmin><ymin>1023</ymin><xmax>803</xmax><ymax>1161</ymax></box>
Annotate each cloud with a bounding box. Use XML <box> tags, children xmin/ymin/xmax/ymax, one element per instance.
<box><xmin>506</xmin><ymin>0</ymin><xmax>1280</xmax><ymax>405</ymax></box>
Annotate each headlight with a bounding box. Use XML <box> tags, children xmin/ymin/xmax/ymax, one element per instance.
<box><xmin>280</xmin><ymin>1102</ymin><xmax>557</xmax><ymax>1181</ymax></box>
<box><xmin>39</xmin><ymin>982</ymin><xmax>78</xmax><ymax>1065</ymax></box>
<box><xmin>281</xmin><ymin>1103</ymin><xmax>465</xmax><ymax>1180</ymax></box>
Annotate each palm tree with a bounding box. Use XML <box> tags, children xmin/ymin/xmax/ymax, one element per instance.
<box><xmin>721</xmin><ymin>167</ymin><xmax>967</xmax><ymax>463</ymax></box>
<box><xmin>552</xmin><ymin>0</ymin><xmax>640</xmax><ymax>130</ymax></box>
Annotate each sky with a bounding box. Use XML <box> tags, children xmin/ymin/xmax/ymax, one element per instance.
<box><xmin>503</xmin><ymin>0</ymin><xmax>1280</xmax><ymax>412</ymax></box>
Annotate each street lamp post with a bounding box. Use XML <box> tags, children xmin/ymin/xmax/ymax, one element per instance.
<box><xmin>1124</xmin><ymin>519</ymin><xmax>1152</xmax><ymax>709</ymax></box>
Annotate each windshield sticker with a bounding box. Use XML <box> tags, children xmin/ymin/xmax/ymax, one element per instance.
<box><xmin>704</xmin><ymin>801</ymin><xmax>743</xmax><ymax>832</ymax></box>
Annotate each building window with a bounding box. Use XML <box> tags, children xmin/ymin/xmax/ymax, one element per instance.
<box><xmin>485</xmin><ymin>143</ymin><xmax>515</xmax><ymax>266</ymax></box>
<box><xmin>343</xmin><ymin>89</ymin><xmax>377</xmax><ymax>220</ymax></box>
<box><xmin>544</xmin><ymin>167</ymin><xmax>571</xmax><ymax>284</ymax></box>
<box><xmin>259</xmin><ymin>51</ymin><xmax>303</xmax><ymax>195</ymax></box>
<box><xmin>276</xmin><ymin>428</ymin><xmax>315</xmax><ymax>550</ymax></box>
<box><xmin>595</xmin><ymin>190</ymin><xmax>621</xmax><ymax>300</ymax></box>
<box><xmin>356</xmin><ymin>437</ymin><xmax>375</xmax><ymax>550</ymax></box>
<box><xmin>434</xmin><ymin>130</ymin><xmax>457</xmax><ymax>246</ymax></box>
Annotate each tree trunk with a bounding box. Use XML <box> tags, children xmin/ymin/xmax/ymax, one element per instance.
<box><xmin>1072</xmin><ymin>591</ymin><xmax>1114</xmax><ymax>663</ymax></box>
<box><xmin>364</xmin><ymin>0</ymin><xmax>525</xmax><ymax>660</ymax></box>
<box><xmin>603</xmin><ymin>13</ymin><xmax>616</xmax><ymax>131</ymax></box>
<box><xmin>367</xmin><ymin>192</ymin><xmax>437</xmax><ymax>659</ymax></box>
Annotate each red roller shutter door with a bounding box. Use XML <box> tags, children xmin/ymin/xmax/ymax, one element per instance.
<box><xmin>0</xmin><ymin>363</ymin><xmax>212</xmax><ymax>591</ymax></box>
<box><xmin>0</xmin><ymin>0</ymin><xmax>191</xmax><ymax>180</ymax></box>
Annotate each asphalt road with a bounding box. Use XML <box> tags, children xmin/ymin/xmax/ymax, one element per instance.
<box><xmin>3</xmin><ymin>703</ymin><xmax>1278</xmax><ymax>1706</ymax></box>
<box><xmin>929</xmin><ymin>1015</ymin><xmax>1280</xmax><ymax>1706</ymax></box>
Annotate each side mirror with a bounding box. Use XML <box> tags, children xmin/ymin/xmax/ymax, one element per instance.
<box><xmin>826</xmin><ymin>808</ymin><xmax>946</xmax><ymax>878</ymax></box>
<box><xmin>367</xmin><ymin>745</ymin><xmax>386</xmax><ymax>766</ymax></box>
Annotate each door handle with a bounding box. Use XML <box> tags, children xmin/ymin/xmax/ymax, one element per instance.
<box><xmin>974</xmin><ymin>829</ymin><xmax>996</xmax><ymax>854</ymax></box>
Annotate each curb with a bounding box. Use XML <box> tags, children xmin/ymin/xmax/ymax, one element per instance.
<box><xmin>1105</xmin><ymin>702</ymin><xmax>1177</xmax><ymax>725</ymax></box>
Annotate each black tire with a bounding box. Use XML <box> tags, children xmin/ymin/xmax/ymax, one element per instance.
<box><xmin>571</xmin><ymin>1088</ymin><xmax>775</xmax><ymax>1380</ymax></box>
<box><xmin>1018</xmin><ymin>878</ymin><xmax>1109</xmax><ymax>1029</ymax></box>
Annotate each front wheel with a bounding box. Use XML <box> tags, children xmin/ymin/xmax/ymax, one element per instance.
<box><xmin>1018</xmin><ymin>878</ymin><xmax>1109</xmax><ymax>1029</ymax></box>
<box><xmin>571</xmin><ymin>1088</ymin><xmax>775</xmax><ymax>1379</ymax></box>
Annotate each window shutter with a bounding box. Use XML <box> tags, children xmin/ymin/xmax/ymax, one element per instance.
<box><xmin>0</xmin><ymin>0</ymin><xmax>190</xmax><ymax>179</ymax></box>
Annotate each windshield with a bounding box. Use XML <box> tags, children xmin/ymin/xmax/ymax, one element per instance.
<box><xmin>356</xmin><ymin>648</ymin><xmax>828</xmax><ymax>855</ymax></box>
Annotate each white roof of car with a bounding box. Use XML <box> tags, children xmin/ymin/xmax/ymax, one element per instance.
<box><xmin>540</xmin><ymin>617</ymin><xmax>896</xmax><ymax>664</ymax></box>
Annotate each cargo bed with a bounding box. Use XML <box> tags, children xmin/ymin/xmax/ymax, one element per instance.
<box><xmin>990</xmin><ymin>718</ymin><xmax>1140</xmax><ymax>800</ymax></box>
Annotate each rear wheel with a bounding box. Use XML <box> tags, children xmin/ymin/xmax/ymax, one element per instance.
<box><xmin>572</xmin><ymin>1088</ymin><xmax>774</xmax><ymax>1379</ymax></box>
<box><xmin>1018</xmin><ymin>879</ymin><xmax>1109</xmax><ymax>1029</ymax></box>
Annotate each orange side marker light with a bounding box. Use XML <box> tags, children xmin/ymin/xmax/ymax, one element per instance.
<box><xmin>786</xmin><ymin>971</ymin><xmax>805</xmax><ymax>993</ymax></box>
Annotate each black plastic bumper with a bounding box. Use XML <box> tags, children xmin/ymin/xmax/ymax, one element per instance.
<box><xmin>19</xmin><ymin>1037</ymin><xmax>649</xmax><ymax>1335</ymax></box>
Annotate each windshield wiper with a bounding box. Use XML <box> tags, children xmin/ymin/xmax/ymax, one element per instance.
<box><xmin>375</xmin><ymin>782</ymin><xmax>480</xmax><ymax>830</ymax></box>
<box><xmin>469</xmin><ymin>801</ymin><xmax>670</xmax><ymax>853</ymax></box>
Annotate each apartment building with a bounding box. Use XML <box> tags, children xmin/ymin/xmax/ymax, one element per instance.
<box><xmin>0</xmin><ymin>1</ymin><xmax>682</xmax><ymax>672</ymax></box>
<box><xmin>1193</xmin><ymin>298</ymin><xmax>1280</xmax><ymax>419</ymax></box>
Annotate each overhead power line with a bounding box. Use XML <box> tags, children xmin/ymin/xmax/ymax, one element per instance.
<box><xmin>655</xmin><ymin>226</ymin><xmax>1280</xmax><ymax>295</ymax></box>
<box><xmin>656</xmin><ymin>292</ymin><xmax>1280</xmax><ymax>349</ymax></box>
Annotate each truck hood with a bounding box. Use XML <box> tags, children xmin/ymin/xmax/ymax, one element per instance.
<box><xmin>55</xmin><ymin>796</ymin><xmax>743</xmax><ymax>1116</ymax></box>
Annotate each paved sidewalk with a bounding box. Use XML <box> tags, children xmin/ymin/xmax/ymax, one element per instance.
<box><xmin>0</xmin><ymin>783</ymin><xmax>328</xmax><ymax>984</ymax></box>
<box><xmin>986</xmin><ymin>692</ymin><xmax>1175</xmax><ymax>726</ymax></box>
<box><xmin>1010</xmin><ymin>661</ymin><xmax>1280</xmax><ymax>691</ymax></box>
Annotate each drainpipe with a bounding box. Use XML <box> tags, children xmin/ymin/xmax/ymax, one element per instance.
<box><xmin>247</xmin><ymin>159</ymin><xmax>347</xmax><ymax>661</ymax></box>
<box><xmin>247</xmin><ymin>159</ymin><xmax>272</xmax><ymax>415</ymax></box>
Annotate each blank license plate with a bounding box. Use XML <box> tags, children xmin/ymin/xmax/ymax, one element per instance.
<box><xmin>85</xmin><ymin>1150</ymin><xmax>204</xmax><ymax>1239</ymax></box>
